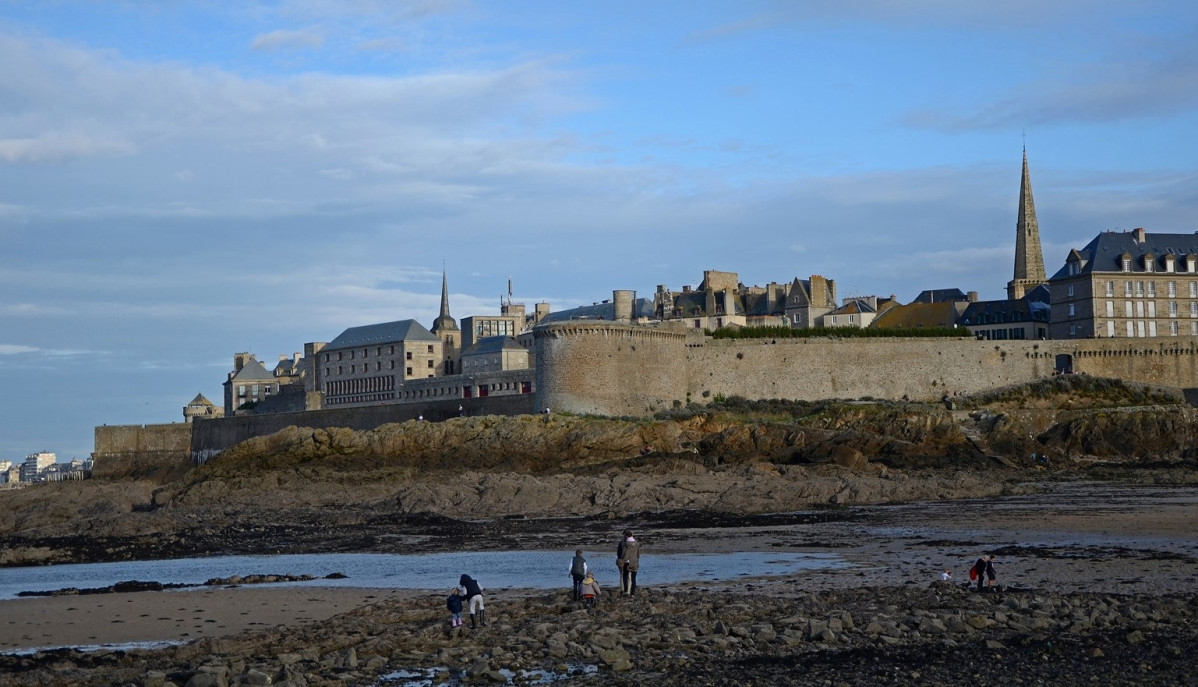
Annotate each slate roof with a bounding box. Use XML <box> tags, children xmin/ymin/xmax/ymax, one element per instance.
<box><xmin>463</xmin><ymin>335</ymin><xmax>524</xmax><ymax>356</ymax></box>
<box><xmin>539</xmin><ymin>298</ymin><xmax>654</xmax><ymax>324</ymax></box>
<box><xmin>1050</xmin><ymin>230</ymin><xmax>1198</xmax><ymax>279</ymax></box>
<box><xmin>228</xmin><ymin>358</ymin><xmax>273</xmax><ymax>382</ymax></box>
<box><xmin>959</xmin><ymin>297</ymin><xmax>1049</xmax><ymax>326</ymax></box>
<box><xmin>911</xmin><ymin>288</ymin><xmax>969</xmax><ymax>304</ymax></box>
<box><xmin>326</xmin><ymin>319</ymin><xmax>439</xmax><ymax>349</ymax></box>
<box><xmin>187</xmin><ymin>393</ymin><xmax>216</xmax><ymax>407</ymax></box>
<box><xmin>828</xmin><ymin>299</ymin><xmax>877</xmax><ymax>316</ymax></box>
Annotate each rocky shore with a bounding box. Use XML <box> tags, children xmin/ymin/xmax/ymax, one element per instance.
<box><xmin>2</xmin><ymin>582</ymin><xmax>1194</xmax><ymax>686</ymax></box>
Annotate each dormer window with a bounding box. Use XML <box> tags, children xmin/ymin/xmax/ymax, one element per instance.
<box><xmin>1144</xmin><ymin>253</ymin><xmax>1155</xmax><ymax>272</ymax></box>
<box><xmin>1165</xmin><ymin>255</ymin><xmax>1176</xmax><ymax>272</ymax></box>
<box><xmin>1122</xmin><ymin>256</ymin><xmax>1132</xmax><ymax>272</ymax></box>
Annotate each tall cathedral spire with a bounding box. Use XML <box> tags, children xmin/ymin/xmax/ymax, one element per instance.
<box><xmin>431</xmin><ymin>267</ymin><xmax>459</xmax><ymax>334</ymax></box>
<box><xmin>1007</xmin><ymin>147</ymin><xmax>1047</xmax><ymax>300</ymax></box>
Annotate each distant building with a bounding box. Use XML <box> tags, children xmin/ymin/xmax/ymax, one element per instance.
<box><xmin>959</xmin><ymin>284</ymin><xmax>1050</xmax><ymax>341</ymax></box>
<box><xmin>1008</xmin><ymin>149</ymin><xmax>1049</xmax><ymax>300</ymax></box>
<box><xmin>1050</xmin><ymin>227</ymin><xmax>1198</xmax><ymax>339</ymax></box>
<box><xmin>183</xmin><ymin>393</ymin><xmax>224</xmax><ymax>422</ymax></box>
<box><xmin>222</xmin><ymin>353</ymin><xmax>280</xmax><ymax>415</ymax></box>
<box><xmin>821</xmin><ymin>297</ymin><xmax>880</xmax><ymax>329</ymax></box>
<box><xmin>461</xmin><ymin>336</ymin><xmax>531</xmax><ymax>374</ymax></box>
<box><xmin>20</xmin><ymin>451</ymin><xmax>56</xmax><ymax>482</ymax></box>
<box><xmin>319</xmin><ymin>319</ymin><xmax>444</xmax><ymax>408</ymax></box>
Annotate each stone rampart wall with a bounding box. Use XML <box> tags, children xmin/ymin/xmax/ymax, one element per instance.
<box><xmin>534</xmin><ymin>322</ymin><xmax>688</xmax><ymax>415</ymax></box>
<box><xmin>191</xmin><ymin>394</ymin><xmax>536</xmax><ymax>459</ymax></box>
<box><xmin>93</xmin><ymin>423</ymin><xmax>193</xmax><ymax>480</ymax></box>
<box><xmin>686</xmin><ymin>336</ymin><xmax>1198</xmax><ymax>404</ymax></box>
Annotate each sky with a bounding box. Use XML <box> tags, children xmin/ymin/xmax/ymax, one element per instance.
<box><xmin>2</xmin><ymin>1</ymin><xmax>1198</xmax><ymax>460</ymax></box>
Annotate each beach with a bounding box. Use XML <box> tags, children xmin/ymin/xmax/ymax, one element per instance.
<box><xmin>1</xmin><ymin>480</ymin><xmax>1194</xmax><ymax>686</ymax></box>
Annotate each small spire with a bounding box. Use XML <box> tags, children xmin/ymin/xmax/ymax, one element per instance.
<box><xmin>432</xmin><ymin>265</ymin><xmax>459</xmax><ymax>333</ymax></box>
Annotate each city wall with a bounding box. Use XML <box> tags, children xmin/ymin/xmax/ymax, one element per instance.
<box><xmin>93</xmin><ymin>423</ymin><xmax>193</xmax><ymax>481</ymax></box>
<box><xmin>691</xmin><ymin>337</ymin><xmax>1198</xmax><ymax>404</ymax></box>
<box><xmin>190</xmin><ymin>394</ymin><xmax>536</xmax><ymax>460</ymax></box>
<box><xmin>534</xmin><ymin>322</ymin><xmax>688</xmax><ymax>416</ymax></box>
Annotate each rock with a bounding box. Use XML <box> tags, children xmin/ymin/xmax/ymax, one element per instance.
<box><xmin>1127</xmin><ymin>630</ymin><xmax>1145</xmax><ymax>645</ymax></box>
<box><xmin>143</xmin><ymin>671</ymin><xmax>168</xmax><ymax>687</ymax></box>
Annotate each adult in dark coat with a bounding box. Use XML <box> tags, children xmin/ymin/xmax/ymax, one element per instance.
<box><xmin>459</xmin><ymin>574</ymin><xmax>486</xmax><ymax>627</ymax></box>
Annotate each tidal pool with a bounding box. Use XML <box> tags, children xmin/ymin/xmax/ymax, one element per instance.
<box><xmin>0</xmin><ymin>550</ymin><xmax>849</xmax><ymax>600</ymax></box>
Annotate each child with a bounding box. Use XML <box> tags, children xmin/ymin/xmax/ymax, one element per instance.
<box><xmin>940</xmin><ymin>569</ymin><xmax>952</xmax><ymax>581</ymax></box>
<box><xmin>581</xmin><ymin>571</ymin><xmax>601</xmax><ymax>609</ymax></box>
<box><xmin>447</xmin><ymin>587</ymin><xmax>465</xmax><ymax>627</ymax></box>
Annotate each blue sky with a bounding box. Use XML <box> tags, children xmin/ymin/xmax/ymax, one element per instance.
<box><xmin>2</xmin><ymin>1</ymin><xmax>1197</xmax><ymax>460</ymax></box>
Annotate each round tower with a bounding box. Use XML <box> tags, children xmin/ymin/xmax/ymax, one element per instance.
<box><xmin>613</xmin><ymin>290</ymin><xmax>635</xmax><ymax>322</ymax></box>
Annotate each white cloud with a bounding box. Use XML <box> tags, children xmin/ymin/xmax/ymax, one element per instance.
<box><xmin>250</xmin><ymin>28</ymin><xmax>325</xmax><ymax>52</ymax></box>
<box><xmin>0</xmin><ymin>344</ymin><xmax>38</xmax><ymax>355</ymax></box>
<box><xmin>319</xmin><ymin>167</ymin><xmax>355</xmax><ymax>180</ymax></box>
<box><xmin>0</xmin><ymin>131</ymin><xmax>135</xmax><ymax>164</ymax></box>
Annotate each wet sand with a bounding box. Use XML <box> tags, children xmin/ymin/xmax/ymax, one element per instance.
<box><xmin>1</xmin><ymin>481</ymin><xmax>1194</xmax><ymax>654</ymax></box>
<box><xmin>0</xmin><ymin>587</ymin><xmax>409</xmax><ymax>653</ymax></box>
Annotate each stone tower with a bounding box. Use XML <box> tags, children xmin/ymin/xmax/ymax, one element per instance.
<box><xmin>1007</xmin><ymin>148</ymin><xmax>1048</xmax><ymax>300</ymax></box>
<box><xmin>430</xmin><ymin>269</ymin><xmax>460</xmax><ymax>375</ymax></box>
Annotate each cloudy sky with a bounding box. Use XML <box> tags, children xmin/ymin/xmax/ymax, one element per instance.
<box><xmin>2</xmin><ymin>1</ymin><xmax>1197</xmax><ymax>460</ymax></box>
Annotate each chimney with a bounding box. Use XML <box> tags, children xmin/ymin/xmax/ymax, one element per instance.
<box><xmin>1134</xmin><ymin>227</ymin><xmax>1147</xmax><ymax>244</ymax></box>
<box><xmin>968</xmin><ymin>291</ymin><xmax>979</xmax><ymax>302</ymax></box>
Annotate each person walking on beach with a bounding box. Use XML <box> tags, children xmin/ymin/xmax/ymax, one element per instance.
<box><xmin>617</xmin><ymin>530</ymin><xmax>640</xmax><ymax>595</ymax></box>
<box><xmin>569</xmin><ymin>549</ymin><xmax>588</xmax><ymax>601</ymax></box>
<box><xmin>985</xmin><ymin>555</ymin><xmax>997</xmax><ymax>590</ymax></box>
<box><xmin>459</xmin><ymin>574</ymin><xmax>486</xmax><ymax>627</ymax></box>
<box><xmin>972</xmin><ymin>555</ymin><xmax>993</xmax><ymax>592</ymax></box>
<box><xmin>446</xmin><ymin>587</ymin><xmax>465</xmax><ymax>628</ymax></box>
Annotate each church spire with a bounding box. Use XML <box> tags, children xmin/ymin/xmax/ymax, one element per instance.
<box><xmin>1008</xmin><ymin>147</ymin><xmax>1047</xmax><ymax>299</ymax></box>
<box><xmin>431</xmin><ymin>267</ymin><xmax>459</xmax><ymax>334</ymax></box>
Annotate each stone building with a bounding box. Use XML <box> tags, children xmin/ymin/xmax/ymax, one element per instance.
<box><xmin>820</xmin><ymin>297</ymin><xmax>880</xmax><ymax>329</ymax></box>
<box><xmin>222</xmin><ymin>354</ymin><xmax>280</xmax><ymax>415</ymax></box>
<box><xmin>959</xmin><ymin>284</ymin><xmax>1050</xmax><ymax>341</ymax></box>
<box><xmin>461</xmin><ymin>335</ymin><xmax>531</xmax><ymax>374</ymax></box>
<box><xmin>650</xmin><ymin>270</ymin><xmax>835</xmax><ymax>330</ymax></box>
<box><xmin>319</xmin><ymin>320</ymin><xmax>444</xmax><ymax>408</ymax></box>
<box><xmin>183</xmin><ymin>393</ymin><xmax>224</xmax><ymax>422</ymax></box>
<box><xmin>1049</xmin><ymin>227</ymin><xmax>1198</xmax><ymax>339</ymax></box>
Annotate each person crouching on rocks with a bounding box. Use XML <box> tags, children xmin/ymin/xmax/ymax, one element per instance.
<box><xmin>447</xmin><ymin>587</ymin><xmax>465</xmax><ymax>627</ymax></box>
<box><xmin>459</xmin><ymin>574</ymin><xmax>486</xmax><ymax>627</ymax></box>
<box><xmin>617</xmin><ymin>530</ymin><xmax>641</xmax><ymax>595</ymax></box>
<box><xmin>581</xmin><ymin>571</ymin><xmax>601</xmax><ymax>608</ymax></box>
<box><xmin>569</xmin><ymin>549</ymin><xmax>588</xmax><ymax>601</ymax></box>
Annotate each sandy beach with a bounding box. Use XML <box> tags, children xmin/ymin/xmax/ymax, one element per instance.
<box><xmin>1</xmin><ymin>481</ymin><xmax>1193</xmax><ymax>660</ymax></box>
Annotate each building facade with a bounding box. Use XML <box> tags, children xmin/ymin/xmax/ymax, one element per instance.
<box><xmin>1050</xmin><ymin>227</ymin><xmax>1198</xmax><ymax>339</ymax></box>
<box><xmin>319</xmin><ymin>320</ymin><xmax>445</xmax><ymax>408</ymax></box>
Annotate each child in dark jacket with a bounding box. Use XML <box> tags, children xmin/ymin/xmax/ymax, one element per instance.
<box><xmin>446</xmin><ymin>587</ymin><xmax>465</xmax><ymax>627</ymax></box>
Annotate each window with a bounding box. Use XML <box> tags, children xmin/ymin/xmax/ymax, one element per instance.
<box><xmin>1136</xmin><ymin>282</ymin><xmax>1144</xmax><ymax>297</ymax></box>
<box><xmin>1105</xmin><ymin>281</ymin><xmax>1115</xmax><ymax>297</ymax></box>
<box><xmin>427</xmin><ymin>359</ymin><xmax>434</xmax><ymax>368</ymax></box>
<box><xmin>406</xmin><ymin>351</ymin><xmax>412</xmax><ymax>360</ymax></box>
<box><xmin>1148</xmin><ymin>282</ymin><xmax>1156</xmax><ymax>297</ymax></box>
<box><xmin>1193</xmin><ymin>322</ymin><xmax>1198</xmax><ymax>335</ymax></box>
<box><xmin>1067</xmin><ymin>284</ymin><xmax>1074</xmax><ymax>297</ymax></box>
<box><xmin>1139</xmin><ymin>321</ymin><xmax>1147</xmax><ymax>337</ymax></box>
<box><xmin>427</xmin><ymin>345</ymin><xmax>434</xmax><ymax>353</ymax></box>
<box><xmin>1169</xmin><ymin>281</ymin><xmax>1178</xmax><ymax>297</ymax></box>
<box><xmin>1068</xmin><ymin>304</ymin><xmax>1076</xmax><ymax>317</ymax></box>
<box><xmin>389</xmin><ymin>361</ymin><xmax>395</xmax><ymax>369</ymax></box>
<box><xmin>1107</xmin><ymin>321</ymin><xmax>1116</xmax><ymax>337</ymax></box>
<box><xmin>1147</xmin><ymin>301</ymin><xmax>1156</xmax><ymax>318</ymax></box>
<box><xmin>1191</xmin><ymin>282</ymin><xmax>1197</xmax><ymax>298</ymax></box>
<box><xmin>1170</xmin><ymin>301</ymin><xmax>1178</xmax><ymax>317</ymax></box>
<box><xmin>1136</xmin><ymin>302</ymin><xmax>1145</xmax><ymax>317</ymax></box>
<box><xmin>1069</xmin><ymin>324</ymin><xmax>1077</xmax><ymax>336</ymax></box>
<box><xmin>1127</xmin><ymin>322</ymin><xmax>1135</xmax><ymax>337</ymax></box>
<box><xmin>1125</xmin><ymin>281</ymin><xmax>1133</xmax><ymax>297</ymax></box>
<box><xmin>1192</xmin><ymin>302</ymin><xmax>1198</xmax><ymax>318</ymax></box>
<box><xmin>350</xmin><ymin>350</ymin><xmax>354</xmax><ymax>359</ymax></box>
<box><xmin>1122</xmin><ymin>258</ymin><xmax>1132</xmax><ymax>272</ymax></box>
<box><xmin>1149</xmin><ymin>321</ymin><xmax>1157</xmax><ymax>337</ymax></box>
<box><xmin>406</xmin><ymin>366</ymin><xmax>413</xmax><ymax>375</ymax></box>
<box><xmin>1125</xmin><ymin>301</ymin><xmax>1133</xmax><ymax>317</ymax></box>
<box><xmin>1106</xmin><ymin>301</ymin><xmax>1114</xmax><ymax>317</ymax></box>
<box><xmin>1171</xmin><ymin>321</ymin><xmax>1179</xmax><ymax>336</ymax></box>
<box><xmin>1146</xmin><ymin>260</ymin><xmax>1154</xmax><ymax>273</ymax></box>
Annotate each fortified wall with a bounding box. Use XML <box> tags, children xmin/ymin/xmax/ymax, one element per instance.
<box><xmin>93</xmin><ymin>423</ymin><xmax>193</xmax><ymax>480</ymax></box>
<box><xmin>533</xmin><ymin>322</ymin><xmax>687</xmax><ymax>416</ymax></box>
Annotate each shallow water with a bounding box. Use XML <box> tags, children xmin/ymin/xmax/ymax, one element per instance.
<box><xmin>0</xmin><ymin>549</ymin><xmax>849</xmax><ymax>600</ymax></box>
